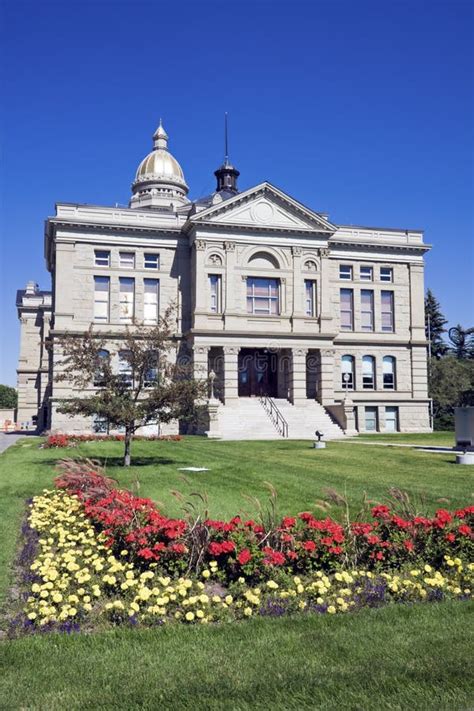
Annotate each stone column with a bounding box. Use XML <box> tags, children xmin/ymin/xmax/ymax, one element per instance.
<box><xmin>290</xmin><ymin>348</ymin><xmax>308</xmax><ymax>404</ymax></box>
<box><xmin>318</xmin><ymin>348</ymin><xmax>335</xmax><ymax>405</ymax></box>
<box><xmin>223</xmin><ymin>346</ymin><xmax>239</xmax><ymax>403</ymax></box>
<box><xmin>193</xmin><ymin>345</ymin><xmax>209</xmax><ymax>386</ymax></box>
<box><xmin>318</xmin><ymin>248</ymin><xmax>333</xmax><ymax>332</ymax></box>
<box><xmin>342</xmin><ymin>396</ymin><xmax>358</xmax><ymax>436</ymax></box>
<box><xmin>224</xmin><ymin>241</ymin><xmax>237</xmax><ymax>314</ymax></box>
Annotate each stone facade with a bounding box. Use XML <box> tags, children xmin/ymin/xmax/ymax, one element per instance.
<box><xmin>17</xmin><ymin>122</ymin><xmax>431</xmax><ymax>436</ymax></box>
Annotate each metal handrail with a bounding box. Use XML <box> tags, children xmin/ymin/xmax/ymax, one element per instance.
<box><xmin>259</xmin><ymin>395</ymin><xmax>289</xmax><ymax>438</ymax></box>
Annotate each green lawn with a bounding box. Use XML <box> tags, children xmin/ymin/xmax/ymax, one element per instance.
<box><xmin>0</xmin><ymin>435</ymin><xmax>472</xmax><ymax>710</ymax></box>
<box><xmin>355</xmin><ymin>431</ymin><xmax>455</xmax><ymax>446</ymax></box>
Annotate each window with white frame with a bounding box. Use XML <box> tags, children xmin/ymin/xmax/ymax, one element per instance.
<box><xmin>94</xmin><ymin>250</ymin><xmax>110</xmax><ymax>267</ymax></box>
<box><xmin>361</xmin><ymin>289</ymin><xmax>375</xmax><ymax>331</ymax></box>
<box><xmin>360</xmin><ymin>266</ymin><xmax>373</xmax><ymax>281</ymax></box>
<box><xmin>144</xmin><ymin>253</ymin><xmax>160</xmax><ymax>269</ymax></box>
<box><xmin>92</xmin><ymin>414</ymin><xmax>109</xmax><ymax>434</ymax></box>
<box><xmin>144</xmin><ymin>351</ymin><xmax>158</xmax><ymax>388</ymax></box>
<box><xmin>209</xmin><ymin>275</ymin><xmax>222</xmax><ymax>313</ymax></box>
<box><xmin>340</xmin><ymin>289</ymin><xmax>354</xmax><ymax>330</ymax></box>
<box><xmin>304</xmin><ymin>280</ymin><xmax>317</xmax><ymax>317</ymax></box>
<box><xmin>118</xmin><ymin>350</ymin><xmax>133</xmax><ymax>387</ymax></box>
<box><xmin>383</xmin><ymin>356</ymin><xmax>396</xmax><ymax>389</ymax></box>
<box><xmin>381</xmin><ymin>291</ymin><xmax>395</xmax><ymax>332</ymax></box>
<box><xmin>94</xmin><ymin>349</ymin><xmax>109</xmax><ymax>386</ymax></box>
<box><xmin>93</xmin><ymin>276</ymin><xmax>110</xmax><ymax>322</ymax></box>
<box><xmin>339</xmin><ymin>265</ymin><xmax>353</xmax><ymax>280</ymax></box>
<box><xmin>341</xmin><ymin>355</ymin><xmax>355</xmax><ymax>390</ymax></box>
<box><xmin>380</xmin><ymin>267</ymin><xmax>393</xmax><ymax>283</ymax></box>
<box><xmin>246</xmin><ymin>278</ymin><xmax>279</xmax><ymax>315</ymax></box>
<box><xmin>119</xmin><ymin>252</ymin><xmax>135</xmax><ymax>269</ymax></box>
<box><xmin>362</xmin><ymin>355</ymin><xmax>376</xmax><ymax>389</ymax></box>
<box><xmin>143</xmin><ymin>279</ymin><xmax>159</xmax><ymax>324</ymax></box>
<box><xmin>119</xmin><ymin>277</ymin><xmax>135</xmax><ymax>323</ymax></box>
<box><xmin>385</xmin><ymin>406</ymin><xmax>399</xmax><ymax>432</ymax></box>
<box><xmin>365</xmin><ymin>406</ymin><xmax>378</xmax><ymax>431</ymax></box>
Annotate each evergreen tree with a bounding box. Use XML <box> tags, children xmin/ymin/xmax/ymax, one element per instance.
<box><xmin>425</xmin><ymin>289</ymin><xmax>448</xmax><ymax>358</ymax></box>
<box><xmin>448</xmin><ymin>325</ymin><xmax>474</xmax><ymax>360</ymax></box>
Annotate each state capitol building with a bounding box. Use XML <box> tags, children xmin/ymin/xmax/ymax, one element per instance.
<box><xmin>16</xmin><ymin>120</ymin><xmax>431</xmax><ymax>438</ymax></box>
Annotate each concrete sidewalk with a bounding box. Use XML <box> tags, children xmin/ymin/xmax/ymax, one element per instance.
<box><xmin>0</xmin><ymin>433</ymin><xmax>28</xmax><ymax>454</ymax></box>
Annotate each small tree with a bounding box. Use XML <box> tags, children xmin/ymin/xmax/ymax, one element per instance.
<box><xmin>429</xmin><ymin>356</ymin><xmax>474</xmax><ymax>430</ymax></box>
<box><xmin>55</xmin><ymin>306</ymin><xmax>207</xmax><ymax>468</ymax></box>
<box><xmin>425</xmin><ymin>289</ymin><xmax>448</xmax><ymax>359</ymax></box>
<box><xmin>0</xmin><ymin>385</ymin><xmax>17</xmax><ymax>409</ymax></box>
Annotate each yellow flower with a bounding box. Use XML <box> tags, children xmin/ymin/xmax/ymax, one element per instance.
<box><xmin>225</xmin><ymin>595</ymin><xmax>233</xmax><ymax>605</ymax></box>
<box><xmin>266</xmin><ymin>581</ymin><xmax>278</xmax><ymax>590</ymax></box>
<box><xmin>202</xmin><ymin>570</ymin><xmax>211</xmax><ymax>579</ymax></box>
<box><xmin>244</xmin><ymin>607</ymin><xmax>252</xmax><ymax>617</ymax></box>
<box><xmin>327</xmin><ymin>606</ymin><xmax>336</xmax><ymax>614</ymax></box>
<box><xmin>185</xmin><ymin>611</ymin><xmax>195</xmax><ymax>622</ymax></box>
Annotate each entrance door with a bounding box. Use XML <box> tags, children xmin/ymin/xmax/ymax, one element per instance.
<box><xmin>238</xmin><ymin>349</ymin><xmax>278</xmax><ymax>397</ymax></box>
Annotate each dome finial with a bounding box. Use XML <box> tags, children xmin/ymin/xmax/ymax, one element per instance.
<box><xmin>153</xmin><ymin>119</ymin><xmax>168</xmax><ymax>150</ymax></box>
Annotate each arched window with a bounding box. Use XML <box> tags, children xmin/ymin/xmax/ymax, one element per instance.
<box><xmin>118</xmin><ymin>350</ymin><xmax>133</xmax><ymax>388</ymax></box>
<box><xmin>341</xmin><ymin>355</ymin><xmax>355</xmax><ymax>390</ymax></box>
<box><xmin>362</xmin><ymin>355</ymin><xmax>375</xmax><ymax>389</ymax></box>
<box><xmin>248</xmin><ymin>251</ymin><xmax>280</xmax><ymax>269</ymax></box>
<box><xmin>94</xmin><ymin>349</ymin><xmax>109</xmax><ymax>386</ymax></box>
<box><xmin>383</xmin><ymin>356</ymin><xmax>396</xmax><ymax>389</ymax></box>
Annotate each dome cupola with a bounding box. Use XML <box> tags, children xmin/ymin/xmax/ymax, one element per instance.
<box><xmin>130</xmin><ymin>120</ymin><xmax>189</xmax><ymax>210</ymax></box>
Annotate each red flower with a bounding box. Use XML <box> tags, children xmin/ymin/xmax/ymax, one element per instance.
<box><xmin>328</xmin><ymin>546</ymin><xmax>343</xmax><ymax>555</ymax></box>
<box><xmin>302</xmin><ymin>540</ymin><xmax>316</xmax><ymax>552</ymax></box>
<box><xmin>371</xmin><ymin>505</ymin><xmax>391</xmax><ymax>519</ymax></box>
<box><xmin>445</xmin><ymin>533</ymin><xmax>456</xmax><ymax>543</ymax></box>
<box><xmin>262</xmin><ymin>548</ymin><xmax>286</xmax><ymax>566</ymax></box>
<box><xmin>458</xmin><ymin>524</ymin><xmax>472</xmax><ymax>537</ymax></box>
<box><xmin>169</xmin><ymin>543</ymin><xmax>186</xmax><ymax>554</ymax></box>
<box><xmin>366</xmin><ymin>535</ymin><xmax>381</xmax><ymax>545</ymax></box>
<box><xmin>282</xmin><ymin>516</ymin><xmax>296</xmax><ymax>529</ymax></box>
<box><xmin>237</xmin><ymin>548</ymin><xmax>252</xmax><ymax>565</ymax></box>
<box><xmin>403</xmin><ymin>539</ymin><xmax>414</xmax><ymax>552</ymax></box>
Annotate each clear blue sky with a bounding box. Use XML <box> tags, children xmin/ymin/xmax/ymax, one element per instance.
<box><xmin>1</xmin><ymin>0</ymin><xmax>473</xmax><ymax>386</ymax></box>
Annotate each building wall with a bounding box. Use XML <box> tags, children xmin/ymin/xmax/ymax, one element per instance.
<box><xmin>23</xmin><ymin>189</ymin><xmax>431</xmax><ymax>435</ymax></box>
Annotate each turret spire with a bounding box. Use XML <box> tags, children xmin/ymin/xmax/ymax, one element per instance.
<box><xmin>215</xmin><ymin>112</ymin><xmax>239</xmax><ymax>194</ymax></box>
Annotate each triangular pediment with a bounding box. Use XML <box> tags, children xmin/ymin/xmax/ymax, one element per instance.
<box><xmin>189</xmin><ymin>182</ymin><xmax>337</xmax><ymax>233</ymax></box>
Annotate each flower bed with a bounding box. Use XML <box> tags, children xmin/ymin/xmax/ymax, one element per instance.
<box><xmin>19</xmin><ymin>490</ymin><xmax>473</xmax><ymax>631</ymax></box>
<box><xmin>43</xmin><ymin>433</ymin><xmax>182</xmax><ymax>448</ymax></box>
<box><xmin>12</xmin><ymin>461</ymin><xmax>472</xmax><ymax>633</ymax></box>
<box><xmin>54</xmin><ymin>465</ymin><xmax>474</xmax><ymax>581</ymax></box>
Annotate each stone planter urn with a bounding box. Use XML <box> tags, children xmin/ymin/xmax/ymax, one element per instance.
<box><xmin>456</xmin><ymin>452</ymin><xmax>474</xmax><ymax>465</ymax></box>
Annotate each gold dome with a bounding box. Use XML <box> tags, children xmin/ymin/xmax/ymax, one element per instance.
<box><xmin>132</xmin><ymin>120</ymin><xmax>188</xmax><ymax>192</ymax></box>
<box><xmin>135</xmin><ymin>148</ymin><xmax>187</xmax><ymax>188</ymax></box>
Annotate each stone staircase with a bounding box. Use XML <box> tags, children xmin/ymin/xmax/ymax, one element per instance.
<box><xmin>215</xmin><ymin>398</ymin><xmax>345</xmax><ymax>440</ymax></box>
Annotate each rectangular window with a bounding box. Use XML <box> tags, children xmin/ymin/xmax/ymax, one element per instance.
<box><xmin>119</xmin><ymin>252</ymin><xmax>135</xmax><ymax>269</ymax></box>
<box><xmin>360</xmin><ymin>266</ymin><xmax>373</xmax><ymax>281</ymax></box>
<box><xmin>144</xmin><ymin>253</ymin><xmax>160</xmax><ymax>269</ymax></box>
<box><xmin>385</xmin><ymin>406</ymin><xmax>399</xmax><ymax>432</ymax></box>
<box><xmin>339</xmin><ymin>265</ymin><xmax>353</xmax><ymax>280</ymax></box>
<box><xmin>381</xmin><ymin>291</ymin><xmax>395</xmax><ymax>332</ymax></box>
<box><xmin>361</xmin><ymin>289</ymin><xmax>374</xmax><ymax>331</ymax></box>
<box><xmin>365</xmin><ymin>406</ymin><xmax>378</xmax><ymax>432</ymax></box>
<box><xmin>144</xmin><ymin>353</ymin><xmax>158</xmax><ymax>388</ymax></box>
<box><xmin>304</xmin><ymin>280</ymin><xmax>317</xmax><ymax>317</ymax></box>
<box><xmin>380</xmin><ymin>267</ymin><xmax>393</xmax><ymax>283</ymax></box>
<box><xmin>93</xmin><ymin>276</ymin><xmax>110</xmax><ymax>322</ymax></box>
<box><xmin>143</xmin><ymin>279</ymin><xmax>159</xmax><ymax>324</ymax></box>
<box><xmin>362</xmin><ymin>356</ymin><xmax>375</xmax><ymax>389</ymax></box>
<box><xmin>246</xmin><ymin>278</ymin><xmax>279</xmax><ymax>315</ymax></box>
<box><xmin>92</xmin><ymin>414</ymin><xmax>109</xmax><ymax>434</ymax></box>
<box><xmin>118</xmin><ymin>351</ymin><xmax>133</xmax><ymax>388</ymax></box>
<box><xmin>94</xmin><ymin>250</ymin><xmax>110</xmax><ymax>267</ymax></box>
<box><xmin>340</xmin><ymin>289</ymin><xmax>354</xmax><ymax>330</ymax></box>
<box><xmin>383</xmin><ymin>357</ymin><xmax>396</xmax><ymax>389</ymax></box>
<box><xmin>209</xmin><ymin>275</ymin><xmax>221</xmax><ymax>313</ymax></box>
<box><xmin>119</xmin><ymin>277</ymin><xmax>135</xmax><ymax>323</ymax></box>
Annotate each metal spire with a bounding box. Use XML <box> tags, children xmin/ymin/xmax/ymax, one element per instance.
<box><xmin>224</xmin><ymin>112</ymin><xmax>229</xmax><ymax>166</ymax></box>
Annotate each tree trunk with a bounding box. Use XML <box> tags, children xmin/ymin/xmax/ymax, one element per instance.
<box><xmin>124</xmin><ymin>429</ymin><xmax>132</xmax><ymax>467</ymax></box>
